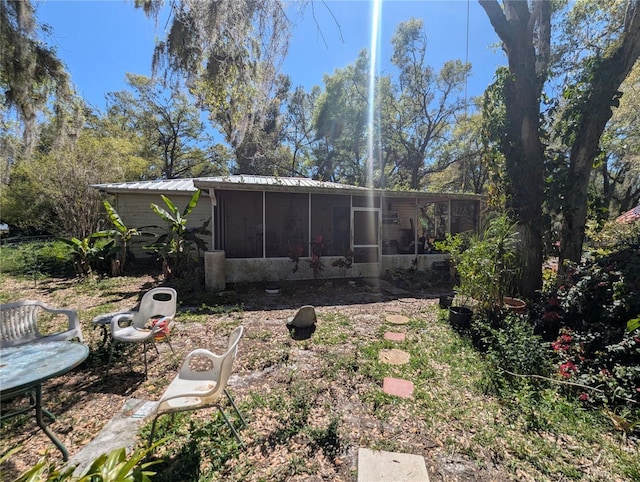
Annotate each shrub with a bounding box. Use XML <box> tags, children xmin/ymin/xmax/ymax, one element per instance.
<box><xmin>473</xmin><ymin>312</ymin><xmax>552</xmax><ymax>392</ymax></box>
<box><xmin>531</xmin><ymin>245</ymin><xmax>640</xmax><ymax>411</ymax></box>
<box><xmin>550</xmin><ymin>326</ymin><xmax>640</xmax><ymax>408</ymax></box>
<box><xmin>0</xmin><ymin>240</ymin><xmax>72</xmax><ymax>277</ymax></box>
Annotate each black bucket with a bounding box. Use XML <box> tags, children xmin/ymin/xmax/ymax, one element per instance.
<box><xmin>448</xmin><ymin>306</ymin><xmax>472</xmax><ymax>329</ymax></box>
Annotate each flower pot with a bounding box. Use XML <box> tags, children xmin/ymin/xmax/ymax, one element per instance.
<box><xmin>502</xmin><ymin>296</ymin><xmax>527</xmax><ymax>314</ymax></box>
<box><xmin>448</xmin><ymin>306</ymin><xmax>472</xmax><ymax>329</ymax></box>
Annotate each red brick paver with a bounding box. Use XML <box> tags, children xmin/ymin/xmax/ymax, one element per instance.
<box><xmin>383</xmin><ymin>377</ymin><xmax>414</xmax><ymax>398</ymax></box>
<box><xmin>384</xmin><ymin>332</ymin><xmax>406</xmax><ymax>342</ymax></box>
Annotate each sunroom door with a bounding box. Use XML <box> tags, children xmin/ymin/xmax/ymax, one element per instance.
<box><xmin>352</xmin><ymin>208</ymin><xmax>380</xmax><ymax>263</ymax></box>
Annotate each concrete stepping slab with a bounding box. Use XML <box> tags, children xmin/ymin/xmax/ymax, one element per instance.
<box><xmin>67</xmin><ymin>398</ymin><xmax>157</xmax><ymax>475</ymax></box>
<box><xmin>386</xmin><ymin>314</ymin><xmax>410</xmax><ymax>325</ymax></box>
<box><xmin>383</xmin><ymin>377</ymin><xmax>414</xmax><ymax>398</ymax></box>
<box><xmin>384</xmin><ymin>332</ymin><xmax>406</xmax><ymax>342</ymax></box>
<box><xmin>358</xmin><ymin>448</ymin><xmax>429</xmax><ymax>481</ymax></box>
<box><xmin>378</xmin><ymin>348</ymin><xmax>410</xmax><ymax>365</ymax></box>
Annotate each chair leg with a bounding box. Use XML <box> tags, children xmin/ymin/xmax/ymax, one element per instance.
<box><xmin>217</xmin><ymin>406</ymin><xmax>244</xmax><ymax>448</ymax></box>
<box><xmin>107</xmin><ymin>341</ymin><xmax>116</xmax><ymax>375</ymax></box>
<box><xmin>224</xmin><ymin>389</ymin><xmax>246</xmax><ymax>427</ymax></box>
<box><xmin>164</xmin><ymin>335</ymin><xmax>175</xmax><ymax>354</ymax></box>
<box><xmin>147</xmin><ymin>414</ymin><xmax>160</xmax><ymax>449</ymax></box>
<box><xmin>143</xmin><ymin>342</ymin><xmax>148</xmax><ymax>379</ymax></box>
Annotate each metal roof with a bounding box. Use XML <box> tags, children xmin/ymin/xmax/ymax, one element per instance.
<box><xmin>93</xmin><ymin>175</ymin><xmax>484</xmax><ymax>200</ymax></box>
<box><xmin>193</xmin><ymin>175</ymin><xmax>368</xmax><ymax>193</ymax></box>
<box><xmin>92</xmin><ymin>178</ymin><xmax>197</xmax><ymax>193</ymax></box>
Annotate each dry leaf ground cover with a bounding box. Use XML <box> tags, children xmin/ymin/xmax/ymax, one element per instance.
<box><xmin>0</xmin><ymin>272</ymin><xmax>638</xmax><ymax>481</ymax></box>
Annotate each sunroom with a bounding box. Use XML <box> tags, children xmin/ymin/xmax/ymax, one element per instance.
<box><xmin>193</xmin><ymin>176</ymin><xmax>485</xmax><ymax>289</ymax></box>
<box><xmin>94</xmin><ymin>176</ymin><xmax>484</xmax><ymax>290</ymax></box>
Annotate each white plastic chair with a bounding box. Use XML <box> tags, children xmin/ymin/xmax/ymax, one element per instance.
<box><xmin>107</xmin><ymin>287</ymin><xmax>177</xmax><ymax>378</ymax></box>
<box><xmin>147</xmin><ymin>325</ymin><xmax>245</xmax><ymax>448</ymax></box>
<box><xmin>0</xmin><ymin>300</ymin><xmax>84</xmax><ymax>348</ymax></box>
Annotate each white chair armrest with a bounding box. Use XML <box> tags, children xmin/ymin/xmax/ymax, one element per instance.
<box><xmin>40</xmin><ymin>304</ymin><xmax>84</xmax><ymax>343</ymax></box>
<box><xmin>111</xmin><ymin>313</ymin><xmax>134</xmax><ymax>335</ymax></box>
<box><xmin>149</xmin><ymin>316</ymin><xmax>172</xmax><ymax>335</ymax></box>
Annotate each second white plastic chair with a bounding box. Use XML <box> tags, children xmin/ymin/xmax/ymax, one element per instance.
<box><xmin>147</xmin><ymin>325</ymin><xmax>245</xmax><ymax>448</ymax></box>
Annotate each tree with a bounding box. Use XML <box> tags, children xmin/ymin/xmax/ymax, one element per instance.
<box><xmin>137</xmin><ymin>0</ymin><xmax>292</xmax><ymax>172</ymax></box>
<box><xmin>552</xmin><ymin>0</ymin><xmax>640</xmax><ymax>274</ymax></box>
<box><xmin>427</xmin><ymin>112</ymin><xmax>489</xmax><ymax>194</ymax></box>
<box><xmin>385</xmin><ymin>19</ymin><xmax>470</xmax><ymax>190</ymax></box>
<box><xmin>106</xmin><ymin>74</ymin><xmax>225</xmax><ymax>179</ymax></box>
<box><xmin>0</xmin><ymin>0</ymin><xmax>75</xmax><ymax>157</ymax></box>
<box><xmin>480</xmin><ymin>0</ymin><xmax>640</xmax><ymax>293</ymax></box>
<box><xmin>590</xmin><ymin>58</ymin><xmax>640</xmax><ymax>218</ymax></box>
<box><xmin>284</xmin><ymin>85</ymin><xmax>320</xmax><ymax>177</ymax></box>
<box><xmin>222</xmin><ymin>73</ymin><xmax>291</xmax><ymax>175</ymax></box>
<box><xmin>312</xmin><ymin>51</ymin><xmax>369</xmax><ymax>185</ymax></box>
<box><xmin>0</xmin><ymin>118</ymin><xmax>148</xmax><ymax>237</ymax></box>
<box><xmin>478</xmin><ymin>0</ymin><xmax>554</xmax><ymax>298</ymax></box>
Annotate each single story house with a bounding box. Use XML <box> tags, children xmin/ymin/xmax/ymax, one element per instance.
<box><xmin>93</xmin><ymin>175</ymin><xmax>485</xmax><ymax>290</ymax></box>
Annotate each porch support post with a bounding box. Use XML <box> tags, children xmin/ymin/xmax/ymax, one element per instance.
<box><xmin>204</xmin><ymin>250</ymin><xmax>226</xmax><ymax>292</ymax></box>
<box><xmin>208</xmin><ymin>188</ymin><xmax>217</xmax><ymax>248</ymax></box>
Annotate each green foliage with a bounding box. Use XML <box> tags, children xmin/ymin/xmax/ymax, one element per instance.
<box><xmin>0</xmin><ymin>240</ymin><xmax>72</xmax><ymax>278</ymax></box>
<box><xmin>10</xmin><ymin>445</ymin><xmax>160</xmax><ymax>481</ymax></box>
<box><xmin>95</xmin><ymin>201</ymin><xmax>154</xmax><ymax>276</ymax></box>
<box><xmin>586</xmin><ymin>218</ymin><xmax>640</xmax><ymax>253</ymax></box>
<box><xmin>386</xmin><ymin>18</ymin><xmax>470</xmax><ymax>190</ymax></box>
<box><xmin>438</xmin><ymin>212</ymin><xmax>521</xmax><ymax>311</ymax></box>
<box><xmin>473</xmin><ymin>313</ymin><xmax>552</xmax><ymax>393</ymax></box>
<box><xmin>550</xmin><ymin>327</ymin><xmax>640</xmax><ymax>408</ymax></box>
<box><xmin>106</xmin><ymin>74</ymin><xmax>224</xmax><ymax>178</ymax></box>
<box><xmin>1</xmin><ymin>128</ymin><xmax>148</xmax><ymax>238</ymax></box>
<box><xmin>59</xmin><ymin>235</ymin><xmax>114</xmax><ymax>278</ymax></box>
<box><xmin>531</xmin><ymin>246</ymin><xmax>640</xmax><ymax>410</ymax></box>
<box><xmin>145</xmin><ymin>190</ymin><xmax>209</xmax><ymax>279</ymax></box>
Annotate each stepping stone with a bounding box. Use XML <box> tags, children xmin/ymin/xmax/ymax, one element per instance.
<box><xmin>386</xmin><ymin>314</ymin><xmax>409</xmax><ymax>325</ymax></box>
<box><xmin>358</xmin><ymin>448</ymin><xmax>429</xmax><ymax>481</ymax></box>
<box><xmin>384</xmin><ymin>331</ymin><xmax>406</xmax><ymax>342</ymax></box>
<box><xmin>378</xmin><ymin>348</ymin><xmax>410</xmax><ymax>365</ymax></box>
<box><xmin>386</xmin><ymin>306</ymin><xmax>403</xmax><ymax>313</ymax></box>
<box><xmin>383</xmin><ymin>377</ymin><xmax>414</xmax><ymax>398</ymax></box>
<box><xmin>68</xmin><ymin>398</ymin><xmax>157</xmax><ymax>475</ymax></box>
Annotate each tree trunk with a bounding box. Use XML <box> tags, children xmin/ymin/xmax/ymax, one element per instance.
<box><xmin>480</xmin><ymin>0</ymin><xmax>550</xmax><ymax>298</ymax></box>
<box><xmin>558</xmin><ymin>2</ymin><xmax>640</xmax><ymax>276</ymax></box>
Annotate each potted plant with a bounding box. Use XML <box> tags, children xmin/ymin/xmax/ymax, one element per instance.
<box><xmin>437</xmin><ymin>212</ymin><xmax>524</xmax><ymax>318</ymax></box>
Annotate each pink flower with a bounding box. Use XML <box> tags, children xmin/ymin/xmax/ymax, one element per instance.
<box><xmin>559</xmin><ymin>361</ymin><xmax>577</xmax><ymax>378</ymax></box>
<box><xmin>579</xmin><ymin>392</ymin><xmax>589</xmax><ymax>401</ymax></box>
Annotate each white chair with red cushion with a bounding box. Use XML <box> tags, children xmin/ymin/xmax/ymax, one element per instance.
<box><xmin>107</xmin><ymin>287</ymin><xmax>177</xmax><ymax>378</ymax></box>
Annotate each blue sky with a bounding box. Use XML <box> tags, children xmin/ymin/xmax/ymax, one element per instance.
<box><xmin>37</xmin><ymin>0</ymin><xmax>506</xmax><ymax>111</ymax></box>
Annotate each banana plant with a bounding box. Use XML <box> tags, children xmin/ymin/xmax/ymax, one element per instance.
<box><xmin>145</xmin><ymin>190</ymin><xmax>210</xmax><ymax>279</ymax></box>
<box><xmin>95</xmin><ymin>201</ymin><xmax>155</xmax><ymax>276</ymax></box>
<box><xmin>59</xmin><ymin>235</ymin><xmax>104</xmax><ymax>277</ymax></box>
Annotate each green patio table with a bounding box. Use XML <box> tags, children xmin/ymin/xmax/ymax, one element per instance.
<box><xmin>0</xmin><ymin>341</ymin><xmax>89</xmax><ymax>460</ymax></box>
